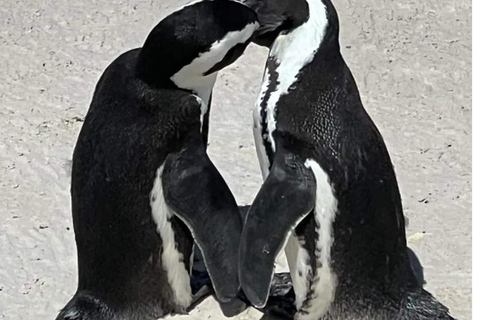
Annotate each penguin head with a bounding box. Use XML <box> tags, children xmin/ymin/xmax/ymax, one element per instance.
<box><xmin>243</xmin><ymin>0</ymin><xmax>309</xmax><ymax>46</ymax></box>
<box><xmin>137</xmin><ymin>0</ymin><xmax>259</xmax><ymax>95</ymax></box>
<box><xmin>244</xmin><ymin>0</ymin><xmax>339</xmax><ymax>47</ymax></box>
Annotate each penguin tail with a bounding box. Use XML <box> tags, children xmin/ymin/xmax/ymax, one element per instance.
<box><xmin>56</xmin><ymin>292</ymin><xmax>113</xmax><ymax>320</ymax></box>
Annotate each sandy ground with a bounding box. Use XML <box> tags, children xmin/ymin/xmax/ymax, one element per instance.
<box><xmin>0</xmin><ymin>0</ymin><xmax>471</xmax><ymax>319</ymax></box>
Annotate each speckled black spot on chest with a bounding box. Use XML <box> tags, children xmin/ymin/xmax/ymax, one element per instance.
<box><xmin>260</xmin><ymin>58</ymin><xmax>280</xmax><ymax>166</ymax></box>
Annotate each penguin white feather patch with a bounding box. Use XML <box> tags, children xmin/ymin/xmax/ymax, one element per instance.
<box><xmin>150</xmin><ymin>165</ymin><xmax>193</xmax><ymax>309</ymax></box>
<box><xmin>171</xmin><ymin>21</ymin><xmax>259</xmax><ymax>107</ymax></box>
<box><xmin>285</xmin><ymin>234</ymin><xmax>312</xmax><ymax>311</ymax></box>
<box><xmin>258</xmin><ymin>0</ymin><xmax>329</xmax><ymax>153</ymax></box>
<box><xmin>302</xmin><ymin>159</ymin><xmax>338</xmax><ymax>320</ymax></box>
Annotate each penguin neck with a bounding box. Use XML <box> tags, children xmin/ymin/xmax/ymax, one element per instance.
<box><xmin>136</xmin><ymin>49</ymin><xmax>216</xmax><ymax>106</ymax></box>
<box><xmin>268</xmin><ymin>0</ymin><xmax>338</xmax><ymax>75</ymax></box>
<box><xmin>171</xmin><ymin>68</ymin><xmax>217</xmax><ymax>107</ymax></box>
<box><xmin>271</xmin><ymin>0</ymin><xmax>326</xmax><ymax>60</ymax></box>
<box><xmin>169</xmin><ymin>67</ymin><xmax>218</xmax><ymax>132</ymax></box>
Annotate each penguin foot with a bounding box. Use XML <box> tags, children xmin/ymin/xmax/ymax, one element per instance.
<box><xmin>270</xmin><ymin>272</ymin><xmax>293</xmax><ymax>297</ymax></box>
<box><xmin>259</xmin><ymin>286</ymin><xmax>296</xmax><ymax>319</ymax></box>
<box><xmin>251</xmin><ymin>272</ymin><xmax>296</xmax><ymax>319</ymax></box>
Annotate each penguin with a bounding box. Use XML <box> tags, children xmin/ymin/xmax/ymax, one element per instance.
<box><xmin>56</xmin><ymin>1</ymin><xmax>265</xmax><ymax>319</ymax></box>
<box><xmin>239</xmin><ymin>0</ymin><xmax>455</xmax><ymax>319</ymax></box>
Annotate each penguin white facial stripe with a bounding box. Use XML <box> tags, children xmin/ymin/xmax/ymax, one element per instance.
<box><xmin>171</xmin><ymin>21</ymin><xmax>259</xmax><ymax>106</ymax></box>
<box><xmin>150</xmin><ymin>165</ymin><xmax>193</xmax><ymax>309</ymax></box>
<box><xmin>259</xmin><ymin>0</ymin><xmax>329</xmax><ymax>153</ymax></box>
<box><xmin>299</xmin><ymin>159</ymin><xmax>337</xmax><ymax>320</ymax></box>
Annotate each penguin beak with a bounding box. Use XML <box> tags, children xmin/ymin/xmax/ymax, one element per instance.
<box><xmin>255</xmin><ymin>16</ymin><xmax>288</xmax><ymax>35</ymax></box>
<box><xmin>162</xmin><ymin>141</ymin><xmax>244</xmax><ymax>305</ymax></box>
<box><xmin>239</xmin><ymin>152</ymin><xmax>316</xmax><ymax>308</ymax></box>
<box><xmin>242</xmin><ymin>0</ymin><xmax>290</xmax><ymax>41</ymax></box>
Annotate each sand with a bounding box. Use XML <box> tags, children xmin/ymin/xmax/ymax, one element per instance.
<box><xmin>0</xmin><ymin>0</ymin><xmax>471</xmax><ymax>319</ymax></box>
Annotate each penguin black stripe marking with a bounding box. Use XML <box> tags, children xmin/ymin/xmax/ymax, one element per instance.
<box><xmin>56</xmin><ymin>1</ymin><xmax>266</xmax><ymax>319</ymax></box>
<box><xmin>242</xmin><ymin>0</ymin><xmax>455</xmax><ymax>319</ymax></box>
<box><xmin>257</xmin><ymin>59</ymin><xmax>279</xmax><ymax>175</ymax></box>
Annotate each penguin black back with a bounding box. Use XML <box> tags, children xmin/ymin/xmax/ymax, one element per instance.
<box><xmin>57</xmin><ymin>1</ymin><xmax>260</xmax><ymax>319</ymax></box>
<box><xmin>240</xmin><ymin>0</ymin><xmax>456</xmax><ymax>319</ymax></box>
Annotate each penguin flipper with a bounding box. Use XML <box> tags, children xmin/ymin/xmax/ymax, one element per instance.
<box><xmin>162</xmin><ymin>140</ymin><xmax>244</xmax><ymax>306</ymax></box>
<box><xmin>239</xmin><ymin>152</ymin><xmax>316</xmax><ymax>308</ymax></box>
<box><xmin>191</xmin><ymin>204</ymin><xmax>250</xmax><ymax>294</ymax></box>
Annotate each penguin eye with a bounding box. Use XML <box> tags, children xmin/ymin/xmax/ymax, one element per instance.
<box><xmin>203</xmin><ymin>42</ymin><xmax>249</xmax><ymax>76</ymax></box>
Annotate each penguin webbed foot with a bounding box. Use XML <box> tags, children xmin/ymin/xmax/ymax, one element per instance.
<box><xmin>256</xmin><ymin>272</ymin><xmax>296</xmax><ymax>319</ymax></box>
<box><xmin>257</xmin><ymin>288</ymin><xmax>296</xmax><ymax>319</ymax></box>
<box><xmin>235</xmin><ymin>272</ymin><xmax>296</xmax><ymax>319</ymax></box>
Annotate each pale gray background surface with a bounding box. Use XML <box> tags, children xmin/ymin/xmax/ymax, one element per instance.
<box><xmin>0</xmin><ymin>0</ymin><xmax>471</xmax><ymax>319</ymax></box>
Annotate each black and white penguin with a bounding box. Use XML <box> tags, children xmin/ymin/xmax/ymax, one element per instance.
<box><xmin>239</xmin><ymin>0</ymin><xmax>455</xmax><ymax>319</ymax></box>
<box><xmin>56</xmin><ymin>1</ymin><xmax>263</xmax><ymax>319</ymax></box>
